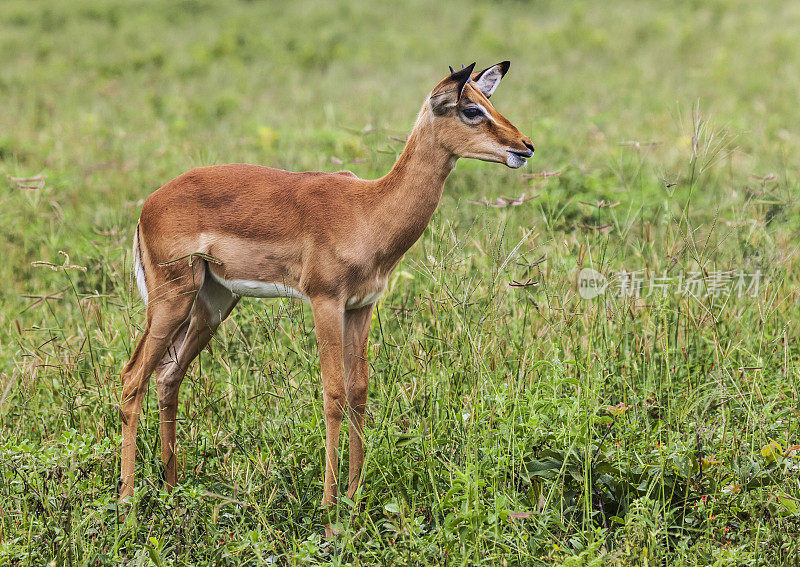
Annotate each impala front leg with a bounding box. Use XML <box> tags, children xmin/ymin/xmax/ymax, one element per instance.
<box><xmin>343</xmin><ymin>302</ymin><xmax>374</xmax><ymax>499</ymax></box>
<box><xmin>310</xmin><ymin>298</ymin><xmax>346</xmax><ymax>525</ymax></box>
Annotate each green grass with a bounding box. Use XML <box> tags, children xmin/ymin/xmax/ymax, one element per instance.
<box><xmin>2</xmin><ymin>0</ymin><xmax>800</xmax><ymax>564</ymax></box>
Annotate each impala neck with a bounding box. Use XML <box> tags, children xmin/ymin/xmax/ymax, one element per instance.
<box><xmin>384</xmin><ymin>106</ymin><xmax>455</xmax><ymax>196</ymax></box>
<box><xmin>376</xmin><ymin>104</ymin><xmax>455</xmax><ymax>259</ymax></box>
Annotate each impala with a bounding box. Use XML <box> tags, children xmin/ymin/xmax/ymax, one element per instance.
<box><xmin>120</xmin><ymin>62</ymin><xmax>534</xmax><ymax>529</ymax></box>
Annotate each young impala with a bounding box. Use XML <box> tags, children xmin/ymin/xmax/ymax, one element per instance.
<box><xmin>120</xmin><ymin>62</ymin><xmax>534</xmax><ymax>528</ymax></box>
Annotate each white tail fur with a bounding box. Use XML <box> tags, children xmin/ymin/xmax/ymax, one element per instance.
<box><xmin>133</xmin><ymin>223</ymin><xmax>148</xmax><ymax>304</ymax></box>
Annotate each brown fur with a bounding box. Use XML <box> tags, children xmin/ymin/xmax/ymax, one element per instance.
<box><xmin>119</xmin><ymin>63</ymin><xmax>533</xmax><ymax>535</ymax></box>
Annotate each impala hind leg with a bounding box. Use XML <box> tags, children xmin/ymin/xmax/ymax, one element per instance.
<box><xmin>343</xmin><ymin>303</ymin><xmax>375</xmax><ymax>499</ymax></box>
<box><xmin>119</xmin><ymin>294</ymin><xmax>195</xmax><ymax>500</ymax></box>
<box><xmin>154</xmin><ymin>276</ymin><xmax>238</xmax><ymax>489</ymax></box>
<box><xmin>310</xmin><ymin>298</ymin><xmax>346</xmax><ymax>535</ymax></box>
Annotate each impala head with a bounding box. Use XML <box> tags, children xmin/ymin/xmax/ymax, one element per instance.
<box><xmin>428</xmin><ymin>61</ymin><xmax>534</xmax><ymax>168</ymax></box>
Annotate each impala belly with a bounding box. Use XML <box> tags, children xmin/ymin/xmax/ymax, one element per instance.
<box><xmin>207</xmin><ymin>267</ymin><xmax>384</xmax><ymax>309</ymax></box>
<box><xmin>207</xmin><ymin>269</ymin><xmax>308</xmax><ymax>301</ymax></box>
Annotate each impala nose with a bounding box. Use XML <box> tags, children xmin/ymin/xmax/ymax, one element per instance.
<box><xmin>512</xmin><ymin>140</ymin><xmax>534</xmax><ymax>159</ymax></box>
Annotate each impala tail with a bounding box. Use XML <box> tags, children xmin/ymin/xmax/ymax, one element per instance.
<box><xmin>132</xmin><ymin>222</ymin><xmax>148</xmax><ymax>305</ymax></box>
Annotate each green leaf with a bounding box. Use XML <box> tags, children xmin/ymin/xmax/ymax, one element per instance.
<box><xmin>394</xmin><ymin>434</ymin><xmax>422</xmax><ymax>448</ymax></box>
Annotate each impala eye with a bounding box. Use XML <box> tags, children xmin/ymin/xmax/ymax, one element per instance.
<box><xmin>462</xmin><ymin>107</ymin><xmax>484</xmax><ymax>120</ymax></box>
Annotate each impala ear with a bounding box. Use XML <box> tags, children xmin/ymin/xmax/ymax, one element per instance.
<box><xmin>471</xmin><ymin>61</ymin><xmax>510</xmax><ymax>98</ymax></box>
<box><xmin>449</xmin><ymin>62</ymin><xmax>476</xmax><ymax>100</ymax></box>
<box><xmin>430</xmin><ymin>62</ymin><xmax>476</xmax><ymax>115</ymax></box>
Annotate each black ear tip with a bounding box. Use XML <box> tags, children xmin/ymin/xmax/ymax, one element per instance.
<box><xmin>449</xmin><ymin>62</ymin><xmax>476</xmax><ymax>77</ymax></box>
<box><xmin>494</xmin><ymin>61</ymin><xmax>510</xmax><ymax>77</ymax></box>
<box><xmin>448</xmin><ymin>62</ymin><xmax>476</xmax><ymax>98</ymax></box>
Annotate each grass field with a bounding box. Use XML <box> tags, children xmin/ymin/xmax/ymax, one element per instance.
<box><xmin>2</xmin><ymin>0</ymin><xmax>800</xmax><ymax>564</ymax></box>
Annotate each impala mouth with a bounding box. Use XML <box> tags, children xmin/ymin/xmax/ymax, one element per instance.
<box><xmin>506</xmin><ymin>149</ymin><xmax>533</xmax><ymax>168</ymax></box>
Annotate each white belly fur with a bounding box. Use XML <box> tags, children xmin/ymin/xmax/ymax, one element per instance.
<box><xmin>208</xmin><ymin>270</ymin><xmax>308</xmax><ymax>300</ymax></box>
<box><xmin>208</xmin><ymin>270</ymin><xmax>384</xmax><ymax>309</ymax></box>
